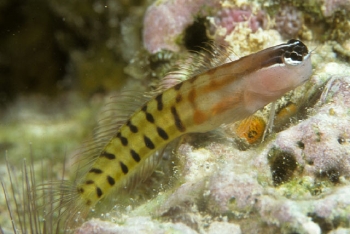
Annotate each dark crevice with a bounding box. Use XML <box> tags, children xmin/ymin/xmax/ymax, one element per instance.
<box><xmin>183</xmin><ymin>17</ymin><xmax>211</xmax><ymax>52</ymax></box>
<box><xmin>317</xmin><ymin>167</ymin><xmax>340</xmax><ymax>184</ymax></box>
<box><xmin>268</xmin><ymin>149</ymin><xmax>298</xmax><ymax>186</ymax></box>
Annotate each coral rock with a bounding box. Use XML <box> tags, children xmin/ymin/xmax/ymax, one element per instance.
<box><xmin>143</xmin><ymin>0</ymin><xmax>215</xmax><ymax>53</ymax></box>
<box><xmin>275</xmin><ymin>5</ymin><xmax>303</xmax><ymax>39</ymax></box>
<box><xmin>75</xmin><ymin>217</ymin><xmax>197</xmax><ymax>234</ymax></box>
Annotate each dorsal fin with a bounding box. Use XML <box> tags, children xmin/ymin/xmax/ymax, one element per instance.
<box><xmin>184</xmin><ymin>43</ymin><xmax>234</xmax><ymax>77</ymax></box>
<box><xmin>72</xmin><ymin>91</ymin><xmax>152</xmax><ymax>182</ymax></box>
<box><xmin>155</xmin><ymin>42</ymin><xmax>235</xmax><ymax>91</ymax></box>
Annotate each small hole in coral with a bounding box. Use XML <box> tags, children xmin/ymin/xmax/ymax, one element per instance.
<box><xmin>311</xmin><ymin>184</ymin><xmax>322</xmax><ymax>196</ymax></box>
<box><xmin>307</xmin><ymin>213</ymin><xmax>336</xmax><ymax>233</ymax></box>
<box><xmin>318</xmin><ymin>168</ymin><xmax>340</xmax><ymax>183</ymax></box>
<box><xmin>183</xmin><ymin>17</ymin><xmax>211</xmax><ymax>52</ymax></box>
<box><xmin>337</xmin><ymin>137</ymin><xmax>345</xmax><ymax>144</ymax></box>
<box><xmin>296</xmin><ymin>141</ymin><xmax>305</xmax><ymax>149</ymax></box>
<box><xmin>268</xmin><ymin>149</ymin><xmax>298</xmax><ymax>186</ymax></box>
<box><xmin>229</xmin><ymin>196</ymin><xmax>236</xmax><ymax>204</ymax></box>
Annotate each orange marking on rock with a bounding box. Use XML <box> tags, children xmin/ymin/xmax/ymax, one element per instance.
<box><xmin>235</xmin><ymin>116</ymin><xmax>266</xmax><ymax>144</ymax></box>
<box><xmin>276</xmin><ymin>102</ymin><xmax>297</xmax><ymax>120</ymax></box>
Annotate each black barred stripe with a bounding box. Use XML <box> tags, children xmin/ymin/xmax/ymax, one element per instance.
<box><xmin>146</xmin><ymin>112</ymin><xmax>155</xmax><ymax>123</ymax></box>
<box><xmin>157</xmin><ymin>126</ymin><xmax>169</xmax><ymax>140</ymax></box>
<box><xmin>155</xmin><ymin>94</ymin><xmax>163</xmax><ymax>111</ymax></box>
<box><xmin>89</xmin><ymin>168</ymin><xmax>103</xmax><ymax>174</ymax></box>
<box><xmin>85</xmin><ymin>180</ymin><xmax>94</xmax><ymax>184</ymax></box>
<box><xmin>127</xmin><ymin>120</ymin><xmax>138</xmax><ymax>133</ymax></box>
<box><xmin>120</xmin><ymin>136</ymin><xmax>128</xmax><ymax>146</ymax></box>
<box><xmin>130</xmin><ymin>149</ymin><xmax>141</xmax><ymax>162</ymax></box>
<box><xmin>107</xmin><ymin>176</ymin><xmax>115</xmax><ymax>186</ymax></box>
<box><xmin>120</xmin><ymin>161</ymin><xmax>129</xmax><ymax>174</ymax></box>
<box><xmin>144</xmin><ymin>135</ymin><xmax>155</xmax><ymax>149</ymax></box>
<box><xmin>96</xmin><ymin>187</ymin><xmax>103</xmax><ymax>198</ymax></box>
<box><xmin>101</xmin><ymin>151</ymin><xmax>116</xmax><ymax>160</ymax></box>
<box><xmin>171</xmin><ymin>106</ymin><xmax>185</xmax><ymax>132</ymax></box>
<box><xmin>116</xmin><ymin>132</ymin><xmax>128</xmax><ymax>146</ymax></box>
<box><xmin>141</xmin><ymin>105</ymin><xmax>155</xmax><ymax>123</ymax></box>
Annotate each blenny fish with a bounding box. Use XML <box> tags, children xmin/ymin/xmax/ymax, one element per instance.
<box><xmin>56</xmin><ymin>39</ymin><xmax>312</xmax><ymax>222</ymax></box>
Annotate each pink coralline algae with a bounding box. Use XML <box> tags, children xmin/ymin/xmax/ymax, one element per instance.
<box><xmin>75</xmin><ymin>217</ymin><xmax>197</xmax><ymax>234</ymax></box>
<box><xmin>209</xmin><ymin>7</ymin><xmax>267</xmax><ymax>36</ymax></box>
<box><xmin>322</xmin><ymin>0</ymin><xmax>350</xmax><ymax>17</ymax></box>
<box><xmin>143</xmin><ymin>1</ymin><xmax>267</xmax><ymax>54</ymax></box>
<box><xmin>207</xmin><ymin>172</ymin><xmax>263</xmax><ymax>213</ymax></box>
<box><xmin>143</xmin><ymin>0</ymin><xmax>217</xmax><ymax>53</ymax></box>
<box><xmin>275</xmin><ymin>5</ymin><xmax>303</xmax><ymax>39</ymax></box>
<box><xmin>270</xmin><ymin>76</ymin><xmax>350</xmax><ymax>182</ymax></box>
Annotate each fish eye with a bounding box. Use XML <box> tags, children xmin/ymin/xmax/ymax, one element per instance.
<box><xmin>283</xmin><ymin>40</ymin><xmax>309</xmax><ymax>66</ymax></box>
<box><xmin>283</xmin><ymin>51</ymin><xmax>303</xmax><ymax>65</ymax></box>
